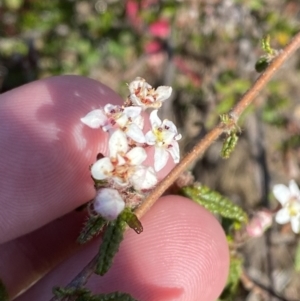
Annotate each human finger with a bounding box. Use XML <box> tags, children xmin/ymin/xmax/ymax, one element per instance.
<box><xmin>16</xmin><ymin>195</ymin><xmax>229</xmax><ymax>301</ymax></box>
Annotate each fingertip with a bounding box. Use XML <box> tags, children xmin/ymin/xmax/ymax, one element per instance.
<box><xmin>18</xmin><ymin>195</ymin><xmax>229</xmax><ymax>301</ymax></box>
<box><xmin>0</xmin><ymin>75</ymin><xmax>123</xmax><ymax>242</ymax></box>
<box><xmin>89</xmin><ymin>195</ymin><xmax>229</xmax><ymax>301</ymax></box>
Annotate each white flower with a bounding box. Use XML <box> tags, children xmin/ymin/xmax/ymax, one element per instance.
<box><xmin>93</xmin><ymin>188</ymin><xmax>125</xmax><ymax>220</ymax></box>
<box><xmin>91</xmin><ymin>130</ymin><xmax>156</xmax><ymax>190</ymax></box>
<box><xmin>128</xmin><ymin>77</ymin><xmax>172</xmax><ymax>110</ymax></box>
<box><xmin>273</xmin><ymin>180</ymin><xmax>300</xmax><ymax>233</ymax></box>
<box><xmin>81</xmin><ymin>104</ymin><xmax>145</xmax><ymax>143</ymax></box>
<box><xmin>145</xmin><ymin>110</ymin><xmax>181</xmax><ymax>172</ymax></box>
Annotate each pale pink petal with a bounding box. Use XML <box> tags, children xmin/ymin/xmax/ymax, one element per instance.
<box><xmin>289</xmin><ymin>180</ymin><xmax>300</xmax><ymax>198</ymax></box>
<box><xmin>149</xmin><ymin>109</ymin><xmax>162</xmax><ymax>128</ymax></box>
<box><xmin>126</xmin><ymin>123</ymin><xmax>146</xmax><ymax>143</ymax></box>
<box><xmin>131</xmin><ymin>166</ymin><xmax>157</xmax><ymax>191</ymax></box>
<box><xmin>116</xmin><ymin>154</ymin><xmax>126</xmax><ymax>166</ymax></box>
<box><xmin>273</xmin><ymin>184</ymin><xmax>291</xmax><ymax>206</ymax></box>
<box><xmin>126</xmin><ymin>147</ymin><xmax>147</xmax><ymax>165</ymax></box>
<box><xmin>155</xmin><ymin>86</ymin><xmax>172</xmax><ymax>102</ymax></box>
<box><xmin>80</xmin><ymin>109</ymin><xmax>107</xmax><ymax>129</ymax></box>
<box><xmin>275</xmin><ymin>208</ymin><xmax>291</xmax><ymax>224</ymax></box>
<box><xmin>168</xmin><ymin>141</ymin><xmax>180</xmax><ymax>163</ymax></box>
<box><xmin>109</xmin><ymin>130</ymin><xmax>128</xmax><ymax>157</ymax></box>
<box><xmin>154</xmin><ymin>146</ymin><xmax>169</xmax><ymax>171</ymax></box>
<box><xmin>91</xmin><ymin>157</ymin><xmax>114</xmax><ymax>180</ymax></box>
<box><xmin>93</xmin><ymin>188</ymin><xmax>125</xmax><ymax>220</ymax></box>
<box><xmin>291</xmin><ymin>216</ymin><xmax>300</xmax><ymax>233</ymax></box>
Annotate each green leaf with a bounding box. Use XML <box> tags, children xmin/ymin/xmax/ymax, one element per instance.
<box><xmin>77</xmin><ymin>215</ymin><xmax>107</xmax><ymax>244</ymax></box>
<box><xmin>53</xmin><ymin>287</ymin><xmax>139</xmax><ymax>301</ymax></box>
<box><xmin>181</xmin><ymin>185</ymin><xmax>248</xmax><ymax>223</ymax></box>
<box><xmin>218</xmin><ymin>256</ymin><xmax>243</xmax><ymax>300</ymax></box>
<box><xmin>96</xmin><ymin>214</ymin><xmax>127</xmax><ymax>276</ymax></box>
<box><xmin>0</xmin><ymin>279</ymin><xmax>9</xmax><ymax>301</ymax></box>
<box><xmin>81</xmin><ymin>291</ymin><xmax>140</xmax><ymax>301</ymax></box>
<box><xmin>255</xmin><ymin>56</ymin><xmax>270</xmax><ymax>73</ymax></box>
<box><xmin>221</xmin><ymin>132</ymin><xmax>239</xmax><ymax>159</ymax></box>
<box><xmin>122</xmin><ymin>208</ymin><xmax>143</xmax><ymax>234</ymax></box>
<box><xmin>52</xmin><ymin>286</ymin><xmax>90</xmax><ymax>298</ymax></box>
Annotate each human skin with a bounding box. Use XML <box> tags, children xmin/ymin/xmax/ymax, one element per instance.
<box><xmin>0</xmin><ymin>76</ymin><xmax>229</xmax><ymax>301</ymax></box>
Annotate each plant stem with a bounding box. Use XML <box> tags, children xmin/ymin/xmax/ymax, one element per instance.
<box><xmin>136</xmin><ymin>31</ymin><xmax>300</xmax><ymax>219</ymax></box>
<box><xmin>49</xmin><ymin>31</ymin><xmax>300</xmax><ymax>300</ymax></box>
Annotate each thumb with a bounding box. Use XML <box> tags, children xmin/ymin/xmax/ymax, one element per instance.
<box><xmin>0</xmin><ymin>75</ymin><xmax>122</xmax><ymax>243</ymax></box>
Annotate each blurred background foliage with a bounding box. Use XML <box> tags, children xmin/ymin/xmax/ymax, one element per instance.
<box><xmin>1</xmin><ymin>0</ymin><xmax>300</xmax><ymax>300</ymax></box>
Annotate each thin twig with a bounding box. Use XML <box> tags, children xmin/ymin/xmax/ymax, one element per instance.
<box><xmin>49</xmin><ymin>31</ymin><xmax>300</xmax><ymax>300</ymax></box>
<box><xmin>136</xmin><ymin>31</ymin><xmax>300</xmax><ymax>219</ymax></box>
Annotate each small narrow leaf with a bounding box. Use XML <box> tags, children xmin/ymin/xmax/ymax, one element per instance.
<box><xmin>0</xmin><ymin>279</ymin><xmax>9</xmax><ymax>301</ymax></box>
<box><xmin>218</xmin><ymin>256</ymin><xmax>243</xmax><ymax>300</ymax></box>
<box><xmin>96</xmin><ymin>213</ymin><xmax>127</xmax><ymax>276</ymax></box>
<box><xmin>255</xmin><ymin>56</ymin><xmax>270</xmax><ymax>73</ymax></box>
<box><xmin>53</xmin><ymin>287</ymin><xmax>140</xmax><ymax>301</ymax></box>
<box><xmin>52</xmin><ymin>286</ymin><xmax>89</xmax><ymax>298</ymax></box>
<box><xmin>122</xmin><ymin>208</ymin><xmax>143</xmax><ymax>234</ymax></box>
<box><xmin>78</xmin><ymin>215</ymin><xmax>107</xmax><ymax>244</ymax></box>
<box><xmin>80</xmin><ymin>291</ymin><xmax>140</xmax><ymax>301</ymax></box>
<box><xmin>181</xmin><ymin>185</ymin><xmax>248</xmax><ymax>223</ymax></box>
<box><xmin>221</xmin><ymin>132</ymin><xmax>239</xmax><ymax>159</ymax></box>
<box><xmin>261</xmin><ymin>35</ymin><xmax>273</xmax><ymax>55</ymax></box>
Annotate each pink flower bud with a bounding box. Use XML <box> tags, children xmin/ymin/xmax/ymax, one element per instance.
<box><xmin>246</xmin><ymin>210</ymin><xmax>273</xmax><ymax>237</ymax></box>
<box><xmin>93</xmin><ymin>188</ymin><xmax>125</xmax><ymax>221</ymax></box>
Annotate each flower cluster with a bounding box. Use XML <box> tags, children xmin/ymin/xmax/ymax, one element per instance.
<box><xmin>81</xmin><ymin>77</ymin><xmax>181</xmax><ymax>220</ymax></box>
<box><xmin>273</xmin><ymin>180</ymin><xmax>300</xmax><ymax>234</ymax></box>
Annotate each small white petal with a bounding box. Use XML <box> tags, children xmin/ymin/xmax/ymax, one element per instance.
<box><xmin>104</xmin><ymin>104</ymin><xmax>119</xmax><ymax>114</ymax></box>
<box><xmin>273</xmin><ymin>184</ymin><xmax>291</xmax><ymax>206</ymax></box>
<box><xmin>168</xmin><ymin>141</ymin><xmax>180</xmax><ymax>163</ymax></box>
<box><xmin>129</xmin><ymin>94</ymin><xmax>143</xmax><ymax>106</ymax></box>
<box><xmin>155</xmin><ymin>86</ymin><xmax>172</xmax><ymax>102</ymax></box>
<box><xmin>91</xmin><ymin>157</ymin><xmax>114</xmax><ymax>180</ymax></box>
<box><xmin>109</xmin><ymin>130</ymin><xmax>128</xmax><ymax>157</ymax></box>
<box><xmin>131</xmin><ymin>166</ymin><xmax>157</xmax><ymax>191</ymax></box>
<box><xmin>163</xmin><ymin>119</ymin><xmax>177</xmax><ymax>133</ymax></box>
<box><xmin>275</xmin><ymin>208</ymin><xmax>291</xmax><ymax>224</ymax></box>
<box><xmin>289</xmin><ymin>180</ymin><xmax>300</xmax><ymax>198</ymax></box>
<box><xmin>115</xmin><ymin>113</ymin><xmax>128</xmax><ymax>128</ymax></box>
<box><xmin>149</xmin><ymin>110</ymin><xmax>162</xmax><ymax>128</ymax></box>
<box><xmin>93</xmin><ymin>188</ymin><xmax>125</xmax><ymax>220</ymax></box>
<box><xmin>126</xmin><ymin>147</ymin><xmax>147</xmax><ymax>165</ymax></box>
<box><xmin>145</xmin><ymin>131</ymin><xmax>157</xmax><ymax>145</ymax></box>
<box><xmin>291</xmin><ymin>216</ymin><xmax>300</xmax><ymax>233</ymax></box>
<box><xmin>124</xmin><ymin>106</ymin><xmax>142</xmax><ymax>118</ymax></box>
<box><xmin>161</xmin><ymin>129</ymin><xmax>176</xmax><ymax>144</ymax></box>
<box><xmin>80</xmin><ymin>109</ymin><xmax>107</xmax><ymax>129</ymax></box>
<box><xmin>154</xmin><ymin>146</ymin><xmax>169</xmax><ymax>171</ymax></box>
<box><xmin>126</xmin><ymin>124</ymin><xmax>146</xmax><ymax>143</ymax></box>
<box><xmin>133</xmin><ymin>114</ymin><xmax>144</xmax><ymax>129</ymax></box>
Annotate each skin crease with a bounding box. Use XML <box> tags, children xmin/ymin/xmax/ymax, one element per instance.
<box><xmin>0</xmin><ymin>76</ymin><xmax>229</xmax><ymax>301</ymax></box>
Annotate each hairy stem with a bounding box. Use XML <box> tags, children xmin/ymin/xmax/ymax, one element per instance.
<box><xmin>49</xmin><ymin>31</ymin><xmax>300</xmax><ymax>300</ymax></box>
